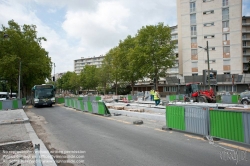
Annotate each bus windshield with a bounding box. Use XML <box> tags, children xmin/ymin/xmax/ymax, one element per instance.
<box><xmin>35</xmin><ymin>88</ymin><xmax>54</xmax><ymax>99</ymax></box>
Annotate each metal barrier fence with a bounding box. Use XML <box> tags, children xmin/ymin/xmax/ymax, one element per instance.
<box><xmin>64</xmin><ymin>97</ymin><xmax>111</xmax><ymax>116</ymax></box>
<box><xmin>166</xmin><ymin>94</ymin><xmax>185</xmax><ymax>102</ymax></box>
<box><xmin>166</xmin><ymin>105</ymin><xmax>250</xmax><ymax>145</ymax></box>
<box><xmin>56</xmin><ymin>97</ymin><xmax>65</xmax><ymax>104</ymax></box>
<box><xmin>0</xmin><ymin>99</ymin><xmax>23</xmax><ymax>110</ymax></box>
<box><xmin>220</xmin><ymin>95</ymin><xmax>239</xmax><ymax>104</ymax></box>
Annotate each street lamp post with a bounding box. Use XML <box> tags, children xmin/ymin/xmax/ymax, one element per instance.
<box><xmin>18</xmin><ymin>61</ymin><xmax>21</xmax><ymax>99</ymax></box>
<box><xmin>199</xmin><ymin>41</ymin><xmax>210</xmax><ymax>88</ymax></box>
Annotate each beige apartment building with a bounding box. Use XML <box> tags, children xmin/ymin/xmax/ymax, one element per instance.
<box><xmin>243</xmin><ymin>16</ymin><xmax>250</xmax><ymax>73</ymax></box>
<box><xmin>177</xmin><ymin>0</ymin><xmax>242</xmax><ymax>76</ymax></box>
<box><xmin>74</xmin><ymin>55</ymin><xmax>105</xmax><ymax>74</ymax></box>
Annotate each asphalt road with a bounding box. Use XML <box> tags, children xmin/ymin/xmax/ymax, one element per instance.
<box><xmin>26</xmin><ymin>104</ymin><xmax>250</xmax><ymax>166</ymax></box>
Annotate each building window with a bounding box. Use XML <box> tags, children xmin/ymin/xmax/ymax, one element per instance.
<box><xmin>223</xmin><ymin>60</ymin><xmax>230</xmax><ymax>65</ymax></box>
<box><xmin>204</xmin><ymin>35</ymin><xmax>215</xmax><ymax>39</ymax></box>
<box><xmin>203</xmin><ymin>0</ymin><xmax>213</xmax><ymax>2</ymax></box>
<box><xmin>165</xmin><ymin>86</ymin><xmax>177</xmax><ymax>92</ymax></box>
<box><xmin>243</xmin><ymin>49</ymin><xmax>247</xmax><ymax>54</ymax></box>
<box><xmin>191</xmin><ymin>26</ymin><xmax>197</xmax><ymax>36</ymax></box>
<box><xmin>243</xmin><ymin>19</ymin><xmax>246</xmax><ymax>24</ymax></box>
<box><xmin>203</xmin><ymin>10</ymin><xmax>214</xmax><ymax>15</ymax></box>
<box><xmin>222</xmin><ymin>21</ymin><xmax>229</xmax><ymax>28</ymax></box>
<box><xmin>223</xmin><ymin>33</ymin><xmax>230</xmax><ymax>41</ymax></box>
<box><xmin>190</xmin><ymin>2</ymin><xmax>196</xmax><ymax>13</ymax></box>
<box><xmin>243</xmin><ymin>41</ymin><xmax>247</xmax><ymax>47</ymax></box>
<box><xmin>222</xmin><ymin>8</ymin><xmax>229</xmax><ymax>20</ymax></box>
<box><xmin>223</xmin><ymin>46</ymin><xmax>230</xmax><ymax>53</ymax></box>
<box><xmin>191</xmin><ymin>49</ymin><xmax>197</xmax><ymax>55</ymax></box>
<box><xmin>190</xmin><ymin>14</ymin><xmax>196</xmax><ymax>25</ymax></box>
<box><xmin>191</xmin><ymin>37</ymin><xmax>197</xmax><ymax>43</ymax></box>
<box><xmin>204</xmin><ymin>22</ymin><xmax>214</xmax><ymax>27</ymax></box>
<box><xmin>192</xmin><ymin>73</ymin><xmax>198</xmax><ymax>76</ymax></box>
<box><xmin>192</xmin><ymin>62</ymin><xmax>198</xmax><ymax>68</ymax></box>
<box><xmin>222</xmin><ymin>0</ymin><xmax>228</xmax><ymax>6</ymax></box>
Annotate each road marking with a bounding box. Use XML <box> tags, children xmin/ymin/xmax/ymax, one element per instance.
<box><xmin>218</xmin><ymin>142</ymin><xmax>250</xmax><ymax>152</ymax></box>
<box><xmin>184</xmin><ymin>134</ymin><xmax>205</xmax><ymax>141</ymax></box>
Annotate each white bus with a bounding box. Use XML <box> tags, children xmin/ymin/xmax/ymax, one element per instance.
<box><xmin>10</xmin><ymin>92</ymin><xmax>17</xmax><ymax>99</ymax></box>
<box><xmin>0</xmin><ymin>92</ymin><xmax>9</xmax><ymax>100</ymax></box>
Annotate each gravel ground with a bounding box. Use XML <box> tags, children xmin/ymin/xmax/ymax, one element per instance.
<box><xmin>0</xmin><ymin>141</ymin><xmax>35</xmax><ymax>166</ymax></box>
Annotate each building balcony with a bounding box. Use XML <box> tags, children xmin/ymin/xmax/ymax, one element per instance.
<box><xmin>243</xmin><ymin>46</ymin><xmax>250</xmax><ymax>48</ymax></box>
<box><xmin>243</xmin><ymin>53</ymin><xmax>250</xmax><ymax>56</ymax></box>
<box><xmin>242</xmin><ymin>23</ymin><xmax>250</xmax><ymax>26</ymax></box>
<box><xmin>171</xmin><ymin>30</ymin><xmax>178</xmax><ymax>35</ymax></box>
<box><xmin>243</xmin><ymin>38</ymin><xmax>250</xmax><ymax>41</ymax></box>
<box><xmin>242</xmin><ymin>30</ymin><xmax>250</xmax><ymax>33</ymax></box>
<box><xmin>243</xmin><ymin>67</ymin><xmax>249</xmax><ymax>71</ymax></box>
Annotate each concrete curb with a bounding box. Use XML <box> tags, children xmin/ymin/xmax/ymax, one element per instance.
<box><xmin>22</xmin><ymin>110</ymin><xmax>57</xmax><ymax>166</ymax></box>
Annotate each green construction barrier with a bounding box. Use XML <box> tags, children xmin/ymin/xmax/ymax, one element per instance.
<box><xmin>56</xmin><ymin>97</ymin><xmax>65</xmax><ymax>104</ymax></box>
<box><xmin>67</xmin><ymin>98</ymin><xmax>70</xmax><ymax>107</ymax></box>
<box><xmin>98</xmin><ymin>102</ymin><xmax>111</xmax><ymax>115</ymax></box>
<box><xmin>73</xmin><ymin>99</ymin><xmax>77</xmax><ymax>109</ymax></box>
<box><xmin>169</xmin><ymin>95</ymin><xmax>176</xmax><ymax>101</ymax></box>
<box><xmin>232</xmin><ymin>95</ymin><xmax>239</xmax><ymax>104</ymax></box>
<box><xmin>12</xmin><ymin>100</ymin><xmax>18</xmax><ymax>109</ymax></box>
<box><xmin>166</xmin><ymin>105</ymin><xmax>185</xmax><ymax>131</ymax></box>
<box><xmin>127</xmin><ymin>95</ymin><xmax>132</xmax><ymax>100</ymax></box>
<box><xmin>87</xmin><ymin>101</ymin><xmax>93</xmax><ymax>113</ymax></box>
<box><xmin>0</xmin><ymin>101</ymin><xmax>2</xmax><ymax>110</ymax></box>
<box><xmin>210</xmin><ymin>110</ymin><xmax>244</xmax><ymax>142</ymax></box>
<box><xmin>79</xmin><ymin>100</ymin><xmax>84</xmax><ymax>111</ymax></box>
<box><xmin>178</xmin><ymin>94</ymin><xmax>184</xmax><ymax>100</ymax></box>
<box><xmin>95</xmin><ymin>96</ymin><xmax>101</xmax><ymax>101</ymax></box>
<box><xmin>22</xmin><ymin>98</ymin><xmax>26</xmax><ymax>105</ymax></box>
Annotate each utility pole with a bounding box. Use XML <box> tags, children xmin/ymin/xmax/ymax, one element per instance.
<box><xmin>54</xmin><ymin>63</ymin><xmax>56</xmax><ymax>86</ymax></box>
<box><xmin>206</xmin><ymin>41</ymin><xmax>210</xmax><ymax>88</ymax></box>
<box><xmin>18</xmin><ymin>61</ymin><xmax>21</xmax><ymax>99</ymax></box>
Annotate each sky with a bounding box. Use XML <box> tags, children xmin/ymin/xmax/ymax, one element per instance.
<box><xmin>0</xmin><ymin>0</ymin><xmax>249</xmax><ymax>74</ymax></box>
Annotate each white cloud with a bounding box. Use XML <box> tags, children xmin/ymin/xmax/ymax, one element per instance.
<box><xmin>0</xmin><ymin>0</ymin><xmax>177</xmax><ymax>74</ymax></box>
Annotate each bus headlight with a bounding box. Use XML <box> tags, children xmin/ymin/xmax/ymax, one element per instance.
<box><xmin>51</xmin><ymin>97</ymin><xmax>55</xmax><ymax>102</ymax></box>
<box><xmin>34</xmin><ymin>99</ymin><xmax>39</xmax><ymax>103</ymax></box>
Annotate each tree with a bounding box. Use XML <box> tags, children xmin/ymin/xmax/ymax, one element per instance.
<box><xmin>117</xmin><ymin>35</ymin><xmax>144</xmax><ymax>95</ymax></box>
<box><xmin>80</xmin><ymin>65</ymin><xmax>99</xmax><ymax>93</ymax></box>
<box><xmin>135</xmin><ymin>22</ymin><xmax>176</xmax><ymax>89</ymax></box>
<box><xmin>60</xmin><ymin>71</ymin><xmax>74</xmax><ymax>93</ymax></box>
<box><xmin>102</xmin><ymin>47</ymin><xmax>123</xmax><ymax>95</ymax></box>
<box><xmin>0</xmin><ymin>20</ymin><xmax>52</xmax><ymax>98</ymax></box>
<box><xmin>69</xmin><ymin>72</ymin><xmax>80</xmax><ymax>94</ymax></box>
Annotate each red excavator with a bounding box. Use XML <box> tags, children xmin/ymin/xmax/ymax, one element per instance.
<box><xmin>184</xmin><ymin>83</ymin><xmax>216</xmax><ymax>103</ymax></box>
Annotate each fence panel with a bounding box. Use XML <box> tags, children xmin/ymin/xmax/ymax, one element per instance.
<box><xmin>166</xmin><ymin>106</ymin><xmax>185</xmax><ymax>131</ymax></box>
<box><xmin>185</xmin><ymin>106</ymin><xmax>209</xmax><ymax>136</ymax></box>
<box><xmin>210</xmin><ymin>110</ymin><xmax>244</xmax><ymax>143</ymax></box>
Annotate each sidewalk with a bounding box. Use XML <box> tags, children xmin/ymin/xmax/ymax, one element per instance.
<box><xmin>0</xmin><ymin>109</ymin><xmax>56</xmax><ymax>166</ymax></box>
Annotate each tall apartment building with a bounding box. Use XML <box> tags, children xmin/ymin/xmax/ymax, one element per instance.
<box><xmin>74</xmin><ymin>55</ymin><xmax>105</xmax><ymax>74</ymax></box>
<box><xmin>177</xmin><ymin>0</ymin><xmax>242</xmax><ymax>76</ymax></box>
<box><xmin>243</xmin><ymin>16</ymin><xmax>250</xmax><ymax>73</ymax></box>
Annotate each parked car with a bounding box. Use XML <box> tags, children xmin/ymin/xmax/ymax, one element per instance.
<box><xmin>239</xmin><ymin>90</ymin><xmax>250</xmax><ymax>105</ymax></box>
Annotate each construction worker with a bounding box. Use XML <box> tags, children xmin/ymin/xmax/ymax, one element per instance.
<box><xmin>150</xmin><ymin>89</ymin><xmax>155</xmax><ymax>101</ymax></box>
<box><xmin>154</xmin><ymin>89</ymin><xmax>161</xmax><ymax>106</ymax></box>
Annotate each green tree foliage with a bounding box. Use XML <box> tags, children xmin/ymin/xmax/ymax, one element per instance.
<box><xmin>60</xmin><ymin>71</ymin><xmax>74</xmax><ymax>92</ymax></box>
<box><xmin>80</xmin><ymin>65</ymin><xmax>99</xmax><ymax>93</ymax></box>
<box><xmin>135</xmin><ymin>22</ymin><xmax>176</xmax><ymax>89</ymax></box>
<box><xmin>0</xmin><ymin>20</ymin><xmax>52</xmax><ymax>97</ymax></box>
<box><xmin>117</xmin><ymin>35</ymin><xmax>144</xmax><ymax>95</ymax></box>
<box><xmin>102</xmin><ymin>47</ymin><xmax>123</xmax><ymax>95</ymax></box>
